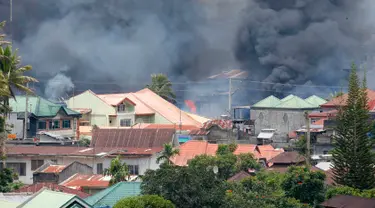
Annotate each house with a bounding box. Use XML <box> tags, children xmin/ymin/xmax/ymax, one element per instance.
<box><xmin>60</xmin><ymin>174</ymin><xmax>112</xmax><ymax>194</ymax></box>
<box><xmin>251</xmin><ymin>95</ymin><xmax>326</xmax><ymax>139</ymax></box>
<box><xmin>85</xmin><ymin>182</ymin><xmax>141</xmax><ymax>208</ymax></box>
<box><xmin>1</xmin><ymin>128</ymin><xmax>175</xmax><ymax>184</ymax></box>
<box><xmin>266</xmin><ymin>151</ymin><xmax>306</xmax><ymax>172</ymax></box>
<box><xmin>227</xmin><ymin>171</ymin><xmax>252</xmax><ymax>182</ymax></box>
<box><xmin>33</xmin><ymin>161</ymin><xmax>93</xmax><ymax>184</ymax></box>
<box><xmin>8</xmin><ymin>95</ymin><xmax>81</xmax><ymax>139</ymax></box>
<box><xmin>321</xmin><ymin>195</ymin><xmax>375</xmax><ymax>208</ymax></box>
<box><xmin>189</xmin><ymin>119</ymin><xmax>234</xmax><ymax>143</ymax></box>
<box><xmin>17</xmin><ymin>188</ymin><xmax>92</xmax><ymax>208</ymax></box>
<box><xmin>66</xmin><ymin>88</ymin><xmax>204</xmax><ymax>130</ymax></box>
<box><xmin>13</xmin><ymin>182</ymin><xmax>90</xmax><ymax>198</ymax></box>
<box><xmin>170</xmin><ymin>140</ymin><xmax>283</xmax><ymax>166</ymax></box>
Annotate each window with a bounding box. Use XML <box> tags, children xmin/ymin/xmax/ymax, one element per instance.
<box><xmin>97</xmin><ymin>163</ymin><xmax>103</xmax><ymax>174</ymax></box>
<box><xmin>128</xmin><ymin>165</ymin><xmax>139</xmax><ymax>175</ymax></box>
<box><xmin>31</xmin><ymin>160</ymin><xmax>44</xmax><ymax>171</ymax></box>
<box><xmin>62</xmin><ymin>120</ymin><xmax>71</xmax><ymax>128</ymax></box>
<box><xmin>38</xmin><ymin>121</ymin><xmax>47</xmax><ymax>130</ymax></box>
<box><xmin>6</xmin><ymin>163</ymin><xmax>26</xmax><ymax>176</ymax></box>
<box><xmin>120</xmin><ymin>119</ymin><xmax>132</xmax><ymax>127</ymax></box>
<box><xmin>51</xmin><ymin>159</ymin><xmax>57</xmax><ymax>164</ymax></box>
<box><xmin>117</xmin><ymin>104</ymin><xmax>125</xmax><ymax>112</ymax></box>
<box><xmin>49</xmin><ymin>120</ymin><xmax>60</xmax><ymax>129</ymax></box>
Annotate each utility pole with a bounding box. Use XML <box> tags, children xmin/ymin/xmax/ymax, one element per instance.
<box><xmin>9</xmin><ymin>0</ymin><xmax>13</xmax><ymax>44</ymax></box>
<box><xmin>228</xmin><ymin>78</ymin><xmax>232</xmax><ymax>113</ymax></box>
<box><xmin>304</xmin><ymin>111</ymin><xmax>311</xmax><ymax>166</ymax></box>
<box><xmin>23</xmin><ymin>83</ymin><xmax>29</xmax><ymax>140</ymax></box>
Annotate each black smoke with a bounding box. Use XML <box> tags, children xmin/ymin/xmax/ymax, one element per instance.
<box><xmin>0</xmin><ymin>0</ymin><xmax>374</xmax><ymax>103</ymax></box>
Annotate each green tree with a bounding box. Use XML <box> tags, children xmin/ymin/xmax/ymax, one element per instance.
<box><xmin>0</xmin><ymin>168</ymin><xmax>17</xmax><ymax>192</ymax></box>
<box><xmin>141</xmin><ymin>164</ymin><xmax>227</xmax><ymax>208</ymax></box>
<box><xmin>326</xmin><ymin>186</ymin><xmax>375</xmax><ymax>199</ymax></box>
<box><xmin>236</xmin><ymin>153</ymin><xmax>261</xmax><ymax>172</ymax></box>
<box><xmin>113</xmin><ymin>195</ymin><xmax>175</xmax><ymax>208</ymax></box>
<box><xmin>77</xmin><ymin>137</ymin><xmax>91</xmax><ymax>147</ymax></box>
<box><xmin>331</xmin><ymin>63</ymin><xmax>375</xmax><ymax>190</ymax></box>
<box><xmin>104</xmin><ymin>156</ymin><xmax>129</xmax><ymax>186</ymax></box>
<box><xmin>156</xmin><ymin>143</ymin><xmax>180</xmax><ymax>165</ymax></box>
<box><xmin>146</xmin><ymin>74</ymin><xmax>176</xmax><ymax>103</ymax></box>
<box><xmin>282</xmin><ymin>166</ymin><xmax>326</xmax><ymax>206</ymax></box>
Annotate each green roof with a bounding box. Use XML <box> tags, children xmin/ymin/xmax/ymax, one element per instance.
<box><xmin>274</xmin><ymin>95</ymin><xmax>317</xmax><ymax>109</ymax></box>
<box><xmin>281</xmin><ymin>94</ymin><xmax>294</xmax><ymax>102</ymax></box>
<box><xmin>9</xmin><ymin>96</ymin><xmax>80</xmax><ymax>117</ymax></box>
<box><xmin>252</xmin><ymin>95</ymin><xmax>281</xmax><ymax>108</ymax></box>
<box><xmin>85</xmin><ymin>182</ymin><xmax>141</xmax><ymax>208</ymax></box>
<box><xmin>305</xmin><ymin>95</ymin><xmax>327</xmax><ymax>107</ymax></box>
<box><xmin>0</xmin><ymin>200</ymin><xmax>19</xmax><ymax>208</ymax></box>
<box><xmin>18</xmin><ymin>189</ymin><xmax>91</xmax><ymax>208</ymax></box>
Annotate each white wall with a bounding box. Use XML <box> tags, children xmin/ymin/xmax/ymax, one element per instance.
<box><xmin>4</xmin><ymin>154</ymin><xmax>161</xmax><ymax>184</ymax></box>
<box><xmin>7</xmin><ymin>113</ymin><xmax>24</xmax><ymax>138</ymax></box>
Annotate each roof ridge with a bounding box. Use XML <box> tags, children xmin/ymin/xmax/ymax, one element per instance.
<box><xmin>90</xmin><ymin>182</ymin><xmax>123</xmax><ymax>205</ymax></box>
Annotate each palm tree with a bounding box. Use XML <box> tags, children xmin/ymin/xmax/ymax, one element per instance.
<box><xmin>146</xmin><ymin>73</ymin><xmax>176</xmax><ymax>103</ymax></box>
<box><xmin>156</xmin><ymin>143</ymin><xmax>180</xmax><ymax>165</ymax></box>
<box><xmin>104</xmin><ymin>156</ymin><xmax>130</xmax><ymax>186</ymax></box>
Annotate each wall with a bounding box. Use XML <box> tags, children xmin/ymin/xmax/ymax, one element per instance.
<box><xmin>4</xmin><ymin>153</ymin><xmax>160</xmax><ymax>185</ymax></box>
<box><xmin>252</xmin><ymin>109</ymin><xmax>307</xmax><ymax>137</ymax></box>
<box><xmin>135</xmin><ymin>115</ymin><xmax>155</xmax><ymax>124</ymax></box>
<box><xmin>7</xmin><ymin>113</ymin><xmax>24</xmax><ymax>138</ymax></box>
<box><xmin>154</xmin><ymin>112</ymin><xmax>173</xmax><ymax>124</ymax></box>
<box><xmin>66</xmin><ymin>91</ymin><xmax>115</xmax><ymax>126</ymax></box>
<box><xmin>58</xmin><ymin>162</ymin><xmax>93</xmax><ymax>183</ymax></box>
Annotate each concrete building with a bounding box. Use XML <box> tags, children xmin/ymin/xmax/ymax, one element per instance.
<box><xmin>8</xmin><ymin>96</ymin><xmax>81</xmax><ymax>139</ymax></box>
<box><xmin>251</xmin><ymin>95</ymin><xmax>326</xmax><ymax>139</ymax></box>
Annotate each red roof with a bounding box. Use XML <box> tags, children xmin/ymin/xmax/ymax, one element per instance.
<box><xmin>170</xmin><ymin>141</ymin><xmax>282</xmax><ymax>166</ymax></box>
<box><xmin>13</xmin><ymin>183</ymin><xmax>90</xmax><ymax>198</ymax></box>
<box><xmin>321</xmin><ymin>89</ymin><xmax>375</xmax><ymax>108</ymax></box>
<box><xmin>61</xmin><ymin>174</ymin><xmax>110</xmax><ymax>189</ymax></box>
<box><xmin>309</xmin><ymin>110</ymin><xmax>338</xmax><ymax>118</ymax></box>
<box><xmin>202</xmin><ymin>119</ymin><xmax>233</xmax><ymax>130</ymax></box>
<box><xmin>91</xmin><ymin>128</ymin><xmax>175</xmax><ymax>149</ymax></box>
<box><xmin>313</xmin><ymin>118</ymin><xmax>327</xmax><ymax>126</ymax></box>
<box><xmin>42</xmin><ymin>165</ymin><xmax>67</xmax><ymax>173</ymax></box>
<box><xmin>189</xmin><ymin>129</ymin><xmax>210</xmax><ymax>136</ymax></box>
<box><xmin>257</xmin><ymin>145</ymin><xmax>284</xmax><ymax>161</ymax></box>
<box><xmin>5</xmin><ymin>146</ymin><xmax>162</xmax><ymax>157</ymax></box>
<box><xmin>132</xmin><ymin>123</ymin><xmax>200</xmax><ymax>131</ymax></box>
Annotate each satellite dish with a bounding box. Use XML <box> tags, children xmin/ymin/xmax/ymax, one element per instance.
<box><xmin>213</xmin><ymin>166</ymin><xmax>218</xmax><ymax>174</ymax></box>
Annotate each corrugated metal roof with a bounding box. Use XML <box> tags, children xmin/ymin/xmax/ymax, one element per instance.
<box><xmin>85</xmin><ymin>182</ymin><xmax>141</xmax><ymax>208</ymax></box>
<box><xmin>90</xmin><ymin>128</ymin><xmax>175</xmax><ymax>149</ymax></box>
<box><xmin>252</xmin><ymin>95</ymin><xmax>281</xmax><ymax>108</ymax></box>
<box><xmin>61</xmin><ymin>174</ymin><xmax>111</xmax><ymax>189</ymax></box>
<box><xmin>42</xmin><ymin>165</ymin><xmax>66</xmax><ymax>173</ymax></box>
<box><xmin>0</xmin><ymin>200</ymin><xmax>19</xmax><ymax>208</ymax></box>
<box><xmin>9</xmin><ymin>96</ymin><xmax>80</xmax><ymax>117</ymax></box>
<box><xmin>273</xmin><ymin>95</ymin><xmax>317</xmax><ymax>109</ymax></box>
<box><xmin>14</xmin><ymin>183</ymin><xmax>90</xmax><ymax>198</ymax></box>
<box><xmin>305</xmin><ymin>95</ymin><xmax>327</xmax><ymax>106</ymax></box>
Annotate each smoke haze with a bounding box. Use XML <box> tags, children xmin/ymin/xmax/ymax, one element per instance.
<box><xmin>0</xmin><ymin>0</ymin><xmax>375</xmax><ymax>104</ymax></box>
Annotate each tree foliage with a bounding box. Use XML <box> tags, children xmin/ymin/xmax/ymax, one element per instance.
<box><xmin>331</xmin><ymin>63</ymin><xmax>375</xmax><ymax>190</ymax></box>
<box><xmin>113</xmin><ymin>195</ymin><xmax>175</xmax><ymax>208</ymax></box>
<box><xmin>146</xmin><ymin>74</ymin><xmax>176</xmax><ymax>103</ymax></box>
<box><xmin>282</xmin><ymin>166</ymin><xmax>326</xmax><ymax>206</ymax></box>
<box><xmin>156</xmin><ymin>143</ymin><xmax>179</xmax><ymax>165</ymax></box>
<box><xmin>104</xmin><ymin>156</ymin><xmax>129</xmax><ymax>186</ymax></box>
<box><xmin>326</xmin><ymin>186</ymin><xmax>375</xmax><ymax>199</ymax></box>
<box><xmin>0</xmin><ymin>168</ymin><xmax>18</xmax><ymax>192</ymax></box>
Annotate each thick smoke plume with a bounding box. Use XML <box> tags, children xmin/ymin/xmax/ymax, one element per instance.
<box><xmin>1</xmin><ymin>0</ymin><xmax>375</xmax><ymax>106</ymax></box>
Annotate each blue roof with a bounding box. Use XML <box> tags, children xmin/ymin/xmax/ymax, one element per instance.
<box><xmin>85</xmin><ymin>182</ymin><xmax>141</xmax><ymax>208</ymax></box>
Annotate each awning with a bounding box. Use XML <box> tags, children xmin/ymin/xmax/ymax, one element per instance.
<box><xmin>257</xmin><ymin>132</ymin><xmax>274</xmax><ymax>139</ymax></box>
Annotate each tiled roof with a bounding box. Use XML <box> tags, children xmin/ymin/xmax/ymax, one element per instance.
<box><xmin>85</xmin><ymin>182</ymin><xmax>141</xmax><ymax>208</ymax></box>
<box><xmin>268</xmin><ymin>151</ymin><xmax>305</xmax><ymax>164</ymax></box>
<box><xmin>61</xmin><ymin>174</ymin><xmax>111</xmax><ymax>189</ymax></box>
<box><xmin>90</xmin><ymin>128</ymin><xmax>174</xmax><ymax>149</ymax></box>
<box><xmin>305</xmin><ymin>95</ymin><xmax>327</xmax><ymax>106</ymax></box>
<box><xmin>9</xmin><ymin>96</ymin><xmax>80</xmax><ymax>117</ymax></box>
<box><xmin>14</xmin><ymin>183</ymin><xmax>90</xmax><ymax>198</ymax></box>
<box><xmin>96</xmin><ymin>93</ymin><xmax>136</xmax><ymax>106</ymax></box>
<box><xmin>170</xmin><ymin>141</ymin><xmax>281</xmax><ymax>166</ymax></box>
<box><xmin>321</xmin><ymin>89</ymin><xmax>375</xmax><ymax>108</ymax></box>
<box><xmin>227</xmin><ymin>171</ymin><xmax>251</xmax><ymax>182</ymax></box>
<box><xmin>252</xmin><ymin>95</ymin><xmax>281</xmax><ymax>108</ymax></box>
<box><xmin>202</xmin><ymin>119</ymin><xmax>233</xmax><ymax>130</ymax></box>
<box><xmin>321</xmin><ymin>195</ymin><xmax>375</xmax><ymax>208</ymax></box>
<box><xmin>208</xmin><ymin>69</ymin><xmax>248</xmax><ymax>79</ymax></box>
<box><xmin>42</xmin><ymin>165</ymin><xmax>66</xmax><ymax>173</ymax></box>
